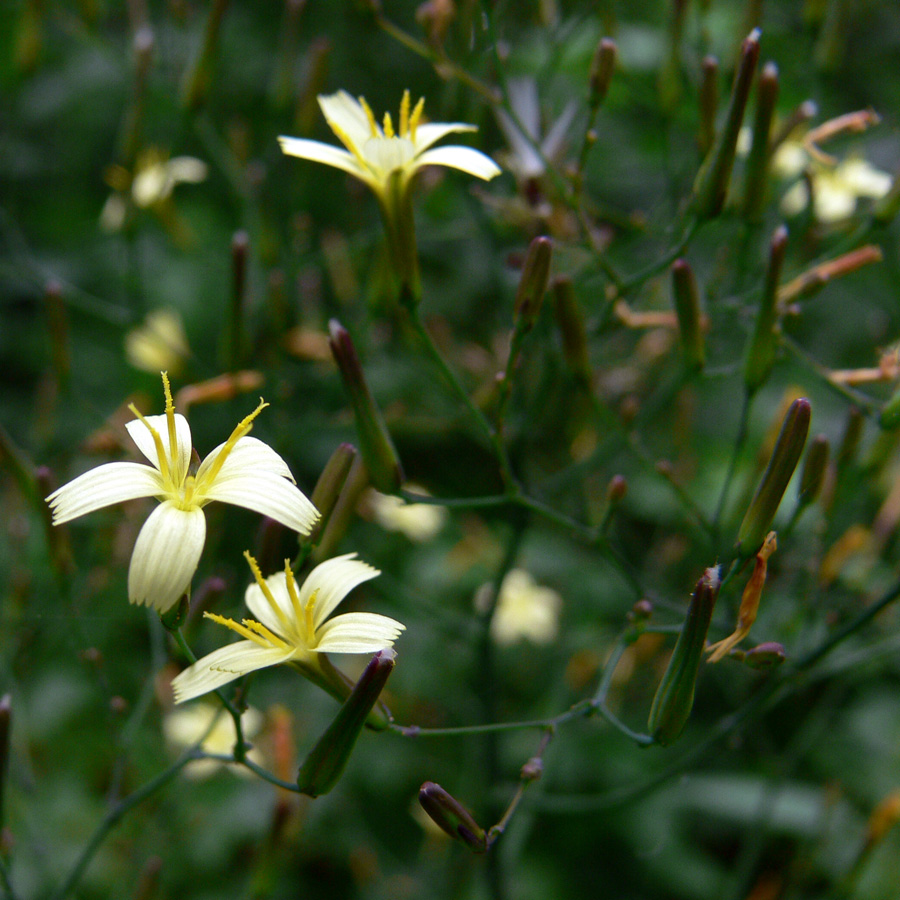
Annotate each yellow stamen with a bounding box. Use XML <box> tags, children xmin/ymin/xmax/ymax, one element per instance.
<box><xmin>383</xmin><ymin>111</ymin><xmax>394</xmax><ymax>139</ymax></box>
<box><xmin>241</xmin><ymin>618</ymin><xmax>290</xmax><ymax>650</ymax></box>
<box><xmin>244</xmin><ymin>551</ymin><xmax>292</xmax><ymax>634</ymax></box>
<box><xmin>128</xmin><ymin>402</ymin><xmax>171</xmax><ymax>484</ymax></box>
<box><xmin>409</xmin><ymin>97</ymin><xmax>425</xmax><ymax>143</ymax></box>
<box><xmin>399</xmin><ymin>90</ymin><xmax>410</xmax><ymax>137</ymax></box>
<box><xmin>205</xmin><ymin>611</ymin><xmax>271</xmax><ymax>647</ymax></box>
<box><xmin>329</xmin><ymin>121</ymin><xmax>369</xmax><ymax>170</ymax></box>
<box><xmin>305</xmin><ymin>588</ymin><xmax>319</xmax><ymax>645</ymax></box>
<box><xmin>283</xmin><ymin>559</ymin><xmax>306</xmax><ymax>631</ymax></box>
<box><xmin>198</xmin><ymin>398</ymin><xmax>268</xmax><ymax>487</ymax></box>
<box><xmin>358</xmin><ymin>96</ymin><xmax>379</xmax><ymax>138</ymax></box>
<box><xmin>161</xmin><ymin>372</ymin><xmax>178</xmax><ymax>478</ymax></box>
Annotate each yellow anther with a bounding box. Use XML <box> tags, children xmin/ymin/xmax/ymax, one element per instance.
<box><xmin>242</xmin><ymin>618</ymin><xmax>289</xmax><ymax>650</ymax></box>
<box><xmin>128</xmin><ymin>402</ymin><xmax>171</xmax><ymax>484</ymax></box>
<box><xmin>161</xmin><ymin>372</ymin><xmax>178</xmax><ymax>476</ymax></box>
<box><xmin>399</xmin><ymin>90</ymin><xmax>411</xmax><ymax>136</ymax></box>
<box><xmin>329</xmin><ymin>121</ymin><xmax>369</xmax><ymax>169</ymax></box>
<box><xmin>382</xmin><ymin>111</ymin><xmax>395</xmax><ymax>139</ymax></box>
<box><xmin>243</xmin><ymin>551</ymin><xmax>292</xmax><ymax>633</ymax></box>
<box><xmin>358</xmin><ymin>96</ymin><xmax>379</xmax><ymax>138</ymax></box>
<box><xmin>205</xmin><ymin>612</ymin><xmax>269</xmax><ymax>647</ymax></box>
<box><xmin>409</xmin><ymin>97</ymin><xmax>426</xmax><ymax>142</ymax></box>
<box><xmin>304</xmin><ymin>588</ymin><xmax>319</xmax><ymax>645</ymax></box>
<box><xmin>283</xmin><ymin>560</ymin><xmax>305</xmax><ymax>626</ymax></box>
<box><xmin>198</xmin><ymin>399</ymin><xmax>268</xmax><ymax>488</ymax></box>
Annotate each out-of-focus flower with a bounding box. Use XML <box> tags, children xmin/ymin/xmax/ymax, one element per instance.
<box><xmin>476</xmin><ymin>569</ymin><xmax>562</xmax><ymax>645</ymax></box>
<box><xmin>171</xmin><ymin>552</ymin><xmax>404</xmax><ymax>703</ymax></box>
<box><xmin>45</xmin><ymin>373</ymin><xmax>318</xmax><ymax>612</ymax></box>
<box><xmin>100</xmin><ymin>149</ymin><xmax>207</xmax><ymax>232</ymax></box>
<box><xmin>366</xmin><ymin>486</ymin><xmax>447</xmax><ymax>542</ymax></box>
<box><xmin>495</xmin><ymin>78</ymin><xmax>577</xmax><ymax>181</ymax></box>
<box><xmin>125</xmin><ymin>309</ymin><xmax>190</xmax><ymax>375</ymax></box>
<box><xmin>279</xmin><ymin>90</ymin><xmax>500</xmax><ymax>204</ymax></box>
<box><xmin>163</xmin><ymin>702</ymin><xmax>263</xmax><ymax>779</ymax></box>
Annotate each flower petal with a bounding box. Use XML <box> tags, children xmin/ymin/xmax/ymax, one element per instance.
<box><xmin>318</xmin><ymin>90</ymin><xmax>380</xmax><ymax>148</ymax></box>
<box><xmin>298</xmin><ymin>553</ymin><xmax>380</xmax><ymax>630</ymax></box>
<box><xmin>362</xmin><ymin>136</ymin><xmax>415</xmax><ymax>178</ymax></box>
<box><xmin>196</xmin><ymin>436</ymin><xmax>296</xmax><ymax>485</ymax></box>
<box><xmin>413</xmin><ymin>122</ymin><xmax>478</xmax><ymax>153</ymax></box>
<box><xmin>171</xmin><ymin>641</ymin><xmax>294</xmax><ymax>703</ymax></box>
<box><xmin>45</xmin><ymin>462</ymin><xmax>163</xmax><ymax>524</ymax></box>
<box><xmin>244</xmin><ymin>572</ymin><xmax>295</xmax><ymax>637</ymax></box>
<box><xmin>278</xmin><ymin>137</ymin><xmax>372</xmax><ymax>185</ymax></box>
<box><xmin>128</xmin><ymin>501</ymin><xmax>206</xmax><ymax>612</ymax></box>
<box><xmin>314</xmin><ymin>612</ymin><xmax>405</xmax><ymax>654</ymax></box>
<box><xmin>125</xmin><ymin>412</ymin><xmax>192</xmax><ymax>482</ymax></box>
<box><xmin>415</xmin><ymin>145</ymin><xmax>502</xmax><ymax>180</ymax></box>
<box><xmin>201</xmin><ymin>471</ymin><xmax>319</xmax><ymax>536</ymax></box>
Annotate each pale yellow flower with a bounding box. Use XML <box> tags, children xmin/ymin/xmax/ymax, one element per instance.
<box><xmin>279</xmin><ymin>89</ymin><xmax>501</xmax><ymax>203</ymax></box>
<box><xmin>171</xmin><ymin>552</ymin><xmax>404</xmax><ymax>703</ymax></box>
<box><xmin>367</xmin><ymin>486</ymin><xmax>447</xmax><ymax>542</ymax></box>
<box><xmin>46</xmin><ymin>373</ymin><xmax>319</xmax><ymax>612</ymax></box>
<box><xmin>163</xmin><ymin>702</ymin><xmax>263</xmax><ymax>779</ymax></box>
<box><xmin>125</xmin><ymin>308</ymin><xmax>190</xmax><ymax>375</ymax></box>
<box><xmin>781</xmin><ymin>155</ymin><xmax>892</xmax><ymax>222</ymax></box>
<box><xmin>477</xmin><ymin>569</ymin><xmax>562</xmax><ymax>645</ymax></box>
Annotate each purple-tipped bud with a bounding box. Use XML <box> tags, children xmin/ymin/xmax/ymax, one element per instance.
<box><xmin>297</xmin><ymin>650</ymin><xmax>396</xmax><ymax>797</ymax></box>
<box><xmin>837</xmin><ymin>407</ymin><xmax>864</xmax><ymax>469</ymax></box>
<box><xmin>742</xmin><ymin>62</ymin><xmax>779</xmax><ymax>223</ymax></box>
<box><xmin>737</xmin><ymin>398</ymin><xmax>811</xmax><ymax>556</ymax></box>
<box><xmin>607</xmin><ymin>474</ymin><xmax>628</xmax><ymax>504</ymax></box>
<box><xmin>797</xmin><ymin>434</ymin><xmax>829</xmax><ymax>508</ymax></box>
<box><xmin>329</xmin><ymin>320</ymin><xmax>403</xmax><ymax>493</ymax></box>
<box><xmin>691</xmin><ymin>29</ymin><xmax>761</xmax><ymax>219</ymax></box>
<box><xmin>514</xmin><ymin>237</ymin><xmax>553</xmax><ymax>329</ymax></box>
<box><xmin>308</xmin><ymin>443</ymin><xmax>358</xmax><ymax>546</ymax></box>
<box><xmin>589</xmin><ymin>38</ymin><xmax>617</xmax><ymax>107</ymax></box>
<box><xmin>671</xmin><ymin>259</ymin><xmax>705</xmax><ymax>371</ymax></box>
<box><xmin>648</xmin><ymin>567</ymin><xmax>721</xmax><ymax>745</ymax></box>
<box><xmin>698</xmin><ymin>56</ymin><xmax>719</xmax><ymax>157</ymax></box>
<box><xmin>742</xmin><ymin>641</ymin><xmax>786</xmax><ymax>670</ymax></box>
<box><xmin>419</xmin><ymin>781</ymin><xmax>488</xmax><ymax>852</ymax></box>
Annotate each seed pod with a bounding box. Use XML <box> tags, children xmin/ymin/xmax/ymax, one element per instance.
<box><xmin>737</xmin><ymin>398</ymin><xmax>811</xmax><ymax>556</ymax></box>
<box><xmin>648</xmin><ymin>567</ymin><xmax>721</xmax><ymax>745</ymax></box>
<box><xmin>297</xmin><ymin>650</ymin><xmax>396</xmax><ymax>797</ymax></box>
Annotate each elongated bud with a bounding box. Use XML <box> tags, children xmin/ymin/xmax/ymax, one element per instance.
<box><xmin>297</xmin><ymin>649</ymin><xmax>396</xmax><ymax>797</ymax></box>
<box><xmin>737</xmin><ymin>398</ymin><xmax>811</xmax><ymax>556</ymax></box>
<box><xmin>698</xmin><ymin>56</ymin><xmax>718</xmax><ymax>157</ymax></box>
<box><xmin>552</xmin><ymin>276</ymin><xmax>592</xmax><ymax>387</ymax></box>
<box><xmin>0</xmin><ymin>695</ymin><xmax>9</xmax><ymax>827</ymax></box>
<box><xmin>160</xmin><ymin>594</ymin><xmax>190</xmax><ymax>631</ymax></box>
<box><xmin>514</xmin><ymin>237</ymin><xmax>552</xmax><ymax>329</ymax></box>
<box><xmin>307</xmin><ymin>443</ymin><xmax>358</xmax><ymax>546</ymax></box>
<box><xmin>743</xmin><ymin>225</ymin><xmax>788</xmax><ymax>394</ymax></box>
<box><xmin>742</xmin><ymin>641</ymin><xmax>786</xmax><ymax>670</ymax></box>
<box><xmin>418</xmin><ymin>781</ymin><xmax>487</xmax><ymax>853</ymax></box>
<box><xmin>181</xmin><ymin>0</ymin><xmax>227</xmax><ymax>110</ymax></box>
<box><xmin>797</xmin><ymin>434</ymin><xmax>829</xmax><ymax>508</ymax></box>
<box><xmin>648</xmin><ymin>566</ymin><xmax>721</xmax><ymax>745</ymax></box>
<box><xmin>837</xmin><ymin>406</ymin><xmax>864</xmax><ymax>469</ymax></box>
<box><xmin>691</xmin><ymin>29</ymin><xmax>761</xmax><ymax>219</ymax></box>
<box><xmin>880</xmin><ymin>385</ymin><xmax>900</xmax><ymax>430</ymax></box>
<box><xmin>742</xmin><ymin>62</ymin><xmax>779</xmax><ymax>223</ymax></box>
<box><xmin>328</xmin><ymin>320</ymin><xmax>403</xmax><ymax>493</ymax></box>
<box><xmin>670</xmin><ymin>259</ymin><xmax>705</xmax><ymax>371</ymax></box>
<box><xmin>589</xmin><ymin>38</ymin><xmax>617</xmax><ymax>108</ymax></box>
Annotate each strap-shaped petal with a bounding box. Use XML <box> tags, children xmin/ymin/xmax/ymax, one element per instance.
<box><xmin>318</xmin><ymin>90</ymin><xmax>380</xmax><ymax>148</ymax></box>
<box><xmin>362</xmin><ymin>136</ymin><xmax>415</xmax><ymax>178</ymax></box>
<box><xmin>314</xmin><ymin>611</ymin><xmax>405</xmax><ymax>654</ymax></box>
<box><xmin>244</xmin><ymin>572</ymin><xmax>296</xmax><ymax>639</ymax></box>
<box><xmin>171</xmin><ymin>640</ymin><xmax>294</xmax><ymax>703</ymax></box>
<box><xmin>298</xmin><ymin>553</ymin><xmax>380</xmax><ymax>630</ymax></box>
<box><xmin>277</xmin><ymin>137</ymin><xmax>372</xmax><ymax>185</ymax></box>
<box><xmin>415</xmin><ymin>145</ymin><xmax>502</xmax><ymax>180</ymax></box>
<box><xmin>413</xmin><ymin>122</ymin><xmax>477</xmax><ymax>153</ymax></box>
<box><xmin>125</xmin><ymin>412</ymin><xmax>192</xmax><ymax>482</ymax></box>
<box><xmin>200</xmin><ymin>471</ymin><xmax>319</xmax><ymax>535</ymax></box>
<box><xmin>128</xmin><ymin>501</ymin><xmax>206</xmax><ymax>612</ymax></box>
<box><xmin>45</xmin><ymin>461</ymin><xmax>163</xmax><ymax>524</ymax></box>
<box><xmin>196</xmin><ymin>436</ymin><xmax>296</xmax><ymax>486</ymax></box>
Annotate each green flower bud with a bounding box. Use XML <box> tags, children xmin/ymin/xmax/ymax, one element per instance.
<box><xmin>880</xmin><ymin>385</ymin><xmax>900</xmax><ymax>430</ymax></box>
<box><xmin>691</xmin><ymin>29</ymin><xmax>760</xmax><ymax>219</ymax></box>
<box><xmin>837</xmin><ymin>406</ymin><xmax>864</xmax><ymax>469</ymax></box>
<box><xmin>742</xmin><ymin>641</ymin><xmax>787</xmax><ymax>670</ymax></box>
<box><xmin>308</xmin><ymin>443</ymin><xmax>358</xmax><ymax>546</ymax></box>
<box><xmin>797</xmin><ymin>434</ymin><xmax>829</xmax><ymax>509</ymax></box>
<box><xmin>329</xmin><ymin>320</ymin><xmax>404</xmax><ymax>493</ymax></box>
<box><xmin>671</xmin><ymin>259</ymin><xmax>705</xmax><ymax>371</ymax></box>
<box><xmin>418</xmin><ymin>781</ymin><xmax>488</xmax><ymax>853</ymax></box>
<box><xmin>648</xmin><ymin>567</ymin><xmax>721</xmax><ymax>745</ymax></box>
<box><xmin>697</xmin><ymin>56</ymin><xmax>718</xmax><ymax>157</ymax></box>
<box><xmin>514</xmin><ymin>237</ymin><xmax>553</xmax><ymax>330</ymax></box>
<box><xmin>297</xmin><ymin>649</ymin><xmax>396</xmax><ymax>797</ymax></box>
<box><xmin>742</xmin><ymin>62</ymin><xmax>779</xmax><ymax>223</ymax></box>
<box><xmin>737</xmin><ymin>398</ymin><xmax>811</xmax><ymax>556</ymax></box>
<box><xmin>589</xmin><ymin>38</ymin><xmax>617</xmax><ymax>108</ymax></box>
<box><xmin>552</xmin><ymin>276</ymin><xmax>592</xmax><ymax>387</ymax></box>
<box><xmin>743</xmin><ymin>226</ymin><xmax>788</xmax><ymax>394</ymax></box>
